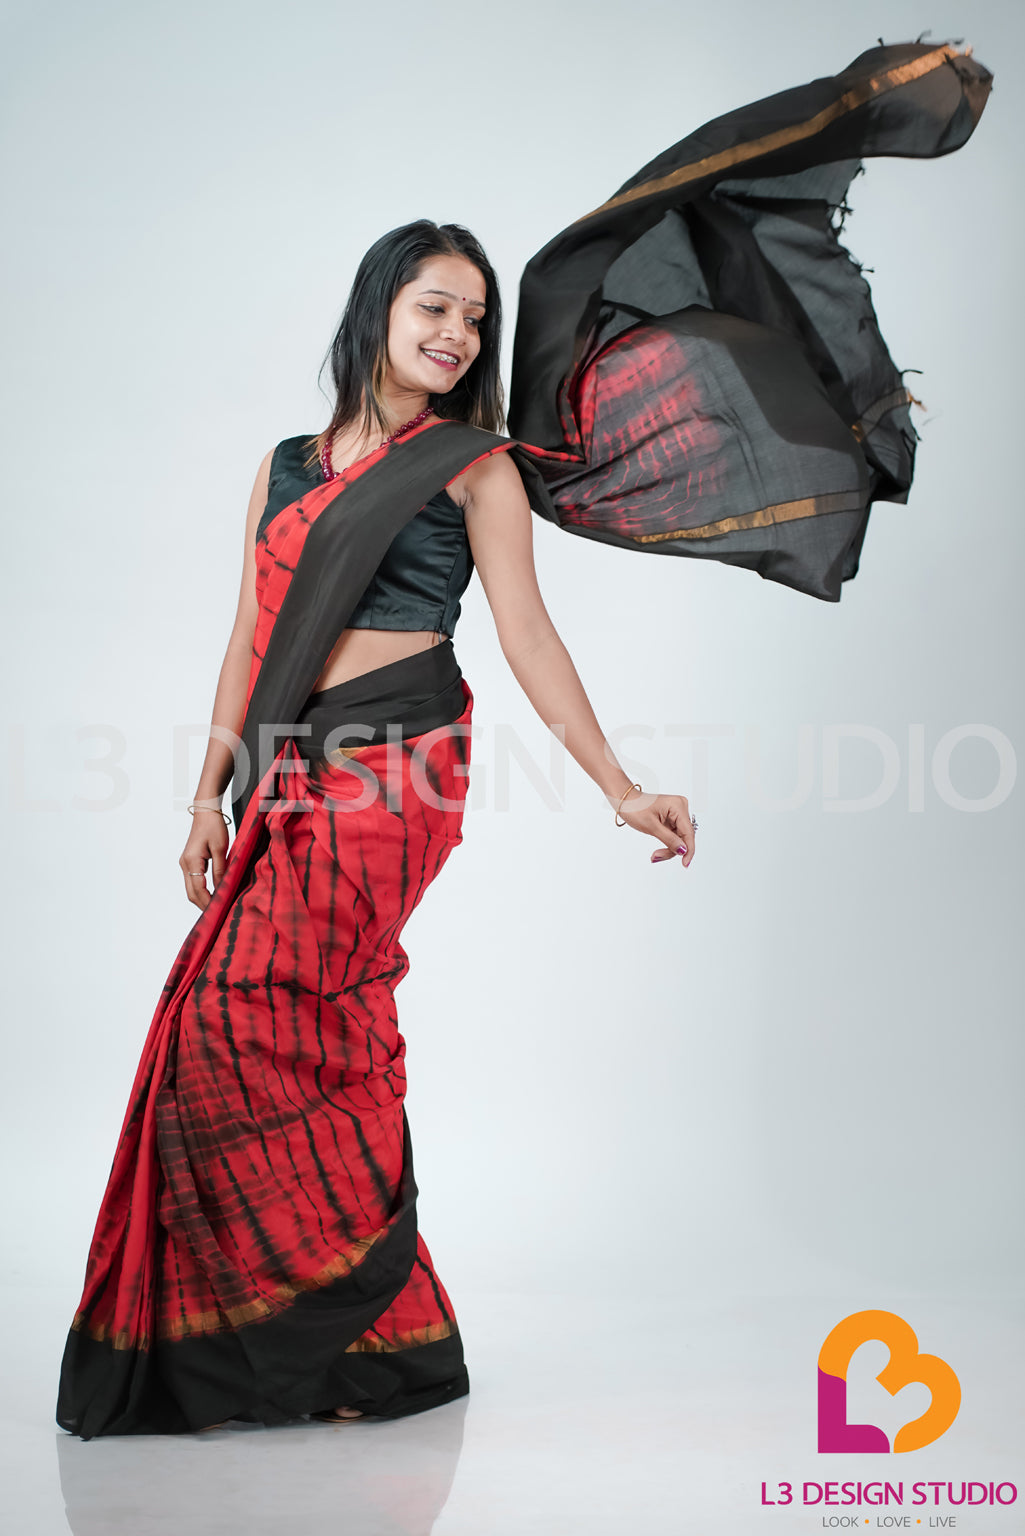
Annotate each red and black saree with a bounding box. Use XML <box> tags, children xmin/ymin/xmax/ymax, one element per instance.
<box><xmin>57</xmin><ymin>37</ymin><xmax>991</xmax><ymax>1441</ymax></box>
<box><xmin>56</xmin><ymin>421</ymin><xmax>516</xmax><ymax>1438</ymax></box>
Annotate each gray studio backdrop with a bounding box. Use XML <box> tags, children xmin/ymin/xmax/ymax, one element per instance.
<box><xmin>3</xmin><ymin>0</ymin><xmax>1021</xmax><ymax>1393</ymax></box>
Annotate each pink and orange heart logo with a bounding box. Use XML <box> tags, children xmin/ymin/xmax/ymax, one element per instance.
<box><xmin>818</xmin><ymin>1311</ymin><xmax>961</xmax><ymax>1454</ymax></box>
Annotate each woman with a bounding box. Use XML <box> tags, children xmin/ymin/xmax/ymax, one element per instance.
<box><xmin>57</xmin><ymin>36</ymin><xmax>990</xmax><ymax>1440</ymax></box>
<box><xmin>55</xmin><ymin>220</ymin><xmax>695</xmax><ymax>1442</ymax></box>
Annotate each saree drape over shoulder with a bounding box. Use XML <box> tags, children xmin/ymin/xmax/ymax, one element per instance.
<box><xmin>58</xmin><ymin>38</ymin><xmax>991</xmax><ymax>1439</ymax></box>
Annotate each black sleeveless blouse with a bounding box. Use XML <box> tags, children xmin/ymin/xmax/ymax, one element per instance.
<box><xmin>259</xmin><ymin>435</ymin><xmax>474</xmax><ymax>637</ymax></box>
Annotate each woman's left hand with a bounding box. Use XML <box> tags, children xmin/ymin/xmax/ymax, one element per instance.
<box><xmin>613</xmin><ymin>788</ymin><xmax>696</xmax><ymax>868</ymax></box>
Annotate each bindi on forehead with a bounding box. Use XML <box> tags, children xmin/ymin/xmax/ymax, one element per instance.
<box><xmin>419</xmin><ymin>287</ymin><xmax>486</xmax><ymax>309</ymax></box>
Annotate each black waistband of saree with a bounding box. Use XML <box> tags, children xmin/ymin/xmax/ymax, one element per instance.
<box><xmin>295</xmin><ymin>639</ymin><xmax>465</xmax><ymax>759</ymax></box>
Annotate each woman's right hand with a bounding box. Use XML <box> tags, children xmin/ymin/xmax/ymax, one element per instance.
<box><xmin>179</xmin><ymin>813</ymin><xmax>230</xmax><ymax>910</ymax></box>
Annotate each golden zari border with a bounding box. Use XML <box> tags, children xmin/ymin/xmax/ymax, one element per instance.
<box><xmin>344</xmin><ymin>1320</ymin><xmax>456</xmax><ymax>1354</ymax></box>
<box><xmin>573</xmin><ymin>45</ymin><xmax>961</xmax><ymax>226</ymax></box>
<box><xmin>626</xmin><ymin>489</ymin><xmax>864</xmax><ymax>543</ymax></box>
<box><xmin>72</xmin><ymin>1229</ymin><xmax>386</xmax><ymax>1350</ymax></box>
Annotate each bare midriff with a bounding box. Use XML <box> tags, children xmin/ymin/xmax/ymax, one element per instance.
<box><xmin>312</xmin><ymin>627</ymin><xmax>449</xmax><ymax>693</ymax></box>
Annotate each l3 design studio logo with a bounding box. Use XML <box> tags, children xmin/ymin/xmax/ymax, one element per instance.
<box><xmin>818</xmin><ymin>1311</ymin><xmax>961</xmax><ymax>1453</ymax></box>
<box><xmin>758</xmin><ymin>1311</ymin><xmax>1018</xmax><ymax>1515</ymax></box>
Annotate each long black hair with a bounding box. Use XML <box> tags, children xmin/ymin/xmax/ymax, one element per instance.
<box><xmin>309</xmin><ymin>220</ymin><xmax>505</xmax><ymax>468</ymax></box>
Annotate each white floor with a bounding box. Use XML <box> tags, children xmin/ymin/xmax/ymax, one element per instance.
<box><xmin>6</xmin><ymin>1287</ymin><xmax>1023</xmax><ymax>1536</ymax></box>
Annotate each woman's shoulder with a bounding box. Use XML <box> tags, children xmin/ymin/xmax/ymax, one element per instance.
<box><xmin>269</xmin><ymin>434</ymin><xmax>320</xmax><ymax>483</ymax></box>
<box><xmin>447</xmin><ymin>436</ymin><xmax>526</xmax><ymax>511</ymax></box>
<box><xmin>253</xmin><ymin>436</ymin><xmax>320</xmax><ymax>541</ymax></box>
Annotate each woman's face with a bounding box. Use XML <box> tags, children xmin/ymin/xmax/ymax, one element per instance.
<box><xmin>386</xmin><ymin>253</ymin><xmax>487</xmax><ymax>398</ymax></box>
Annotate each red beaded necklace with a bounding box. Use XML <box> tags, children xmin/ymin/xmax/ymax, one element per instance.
<box><xmin>320</xmin><ymin>405</ymin><xmax>435</xmax><ymax>482</ymax></box>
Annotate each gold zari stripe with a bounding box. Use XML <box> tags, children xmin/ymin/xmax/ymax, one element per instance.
<box><xmin>344</xmin><ymin>1320</ymin><xmax>456</xmax><ymax>1353</ymax></box>
<box><xmin>71</xmin><ymin>1229</ymin><xmax>386</xmax><ymax>1350</ymax></box>
<box><xmin>573</xmin><ymin>46</ymin><xmax>960</xmax><ymax>226</ymax></box>
<box><xmin>624</xmin><ymin>489</ymin><xmax>864</xmax><ymax>543</ymax></box>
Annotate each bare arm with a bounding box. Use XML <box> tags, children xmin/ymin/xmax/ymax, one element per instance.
<box><xmin>179</xmin><ymin>449</ymin><xmax>274</xmax><ymax>906</ymax></box>
<box><xmin>458</xmin><ymin>451</ymin><xmax>694</xmax><ymax>866</ymax></box>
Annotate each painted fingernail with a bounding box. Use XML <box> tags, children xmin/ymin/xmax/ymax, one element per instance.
<box><xmin>677</xmin><ymin>845</ymin><xmax>687</xmax><ymax>857</ymax></box>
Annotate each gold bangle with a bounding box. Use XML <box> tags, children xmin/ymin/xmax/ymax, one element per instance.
<box><xmin>188</xmin><ymin>803</ymin><xmax>232</xmax><ymax>826</ymax></box>
<box><xmin>614</xmin><ymin>782</ymin><xmax>643</xmax><ymax>827</ymax></box>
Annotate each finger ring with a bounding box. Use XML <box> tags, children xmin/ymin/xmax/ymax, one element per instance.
<box><xmin>691</xmin><ymin>815</ymin><xmax>699</xmax><ymax>831</ymax></box>
<box><xmin>187</xmin><ymin>872</ymin><xmax>206</xmax><ymax>878</ymax></box>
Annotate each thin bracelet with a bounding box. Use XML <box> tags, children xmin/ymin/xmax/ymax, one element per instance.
<box><xmin>614</xmin><ymin>783</ymin><xmax>643</xmax><ymax>827</ymax></box>
<box><xmin>188</xmin><ymin>803</ymin><xmax>232</xmax><ymax>826</ymax></box>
